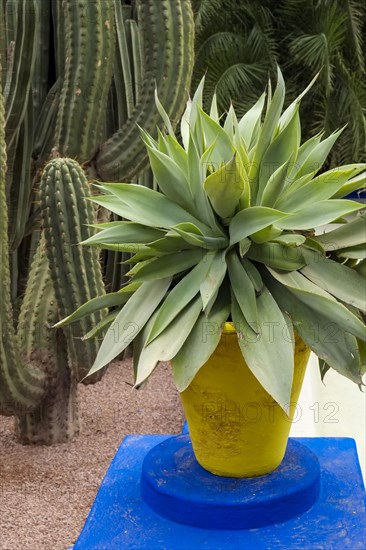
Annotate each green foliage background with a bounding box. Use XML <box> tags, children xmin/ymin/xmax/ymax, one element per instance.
<box><xmin>192</xmin><ymin>0</ymin><xmax>366</xmax><ymax>166</ymax></box>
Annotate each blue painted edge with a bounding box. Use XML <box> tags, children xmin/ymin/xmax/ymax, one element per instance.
<box><xmin>74</xmin><ymin>437</ymin><xmax>366</xmax><ymax>550</ymax></box>
<box><xmin>346</xmin><ymin>190</ymin><xmax>365</xmax><ymax>201</ymax></box>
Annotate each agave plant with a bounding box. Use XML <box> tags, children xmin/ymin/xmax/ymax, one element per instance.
<box><xmin>58</xmin><ymin>68</ymin><xmax>366</xmax><ymax>410</ymax></box>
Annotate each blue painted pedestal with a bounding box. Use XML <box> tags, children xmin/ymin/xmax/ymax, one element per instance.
<box><xmin>74</xmin><ymin>436</ymin><xmax>365</xmax><ymax>550</ymax></box>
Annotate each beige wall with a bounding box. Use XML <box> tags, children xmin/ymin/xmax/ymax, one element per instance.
<box><xmin>291</xmin><ymin>353</ymin><xmax>366</xmax><ymax>479</ymax></box>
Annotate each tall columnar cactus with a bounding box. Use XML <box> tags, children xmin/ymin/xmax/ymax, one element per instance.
<box><xmin>95</xmin><ymin>0</ymin><xmax>195</xmax><ymax>181</ymax></box>
<box><xmin>54</xmin><ymin>0</ymin><xmax>116</xmax><ymax>162</ymax></box>
<box><xmin>0</xmin><ymin>0</ymin><xmax>195</xmax><ymax>444</ymax></box>
<box><xmin>40</xmin><ymin>158</ymin><xmax>107</xmax><ymax>381</ymax></box>
<box><xmin>15</xmin><ymin>233</ymin><xmax>78</xmax><ymax>443</ymax></box>
<box><xmin>0</xmin><ymin>74</ymin><xmax>47</xmax><ymax>417</ymax></box>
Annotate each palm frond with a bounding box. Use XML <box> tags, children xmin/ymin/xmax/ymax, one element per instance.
<box><xmin>192</xmin><ymin>0</ymin><xmax>366</xmax><ymax>165</ymax></box>
<box><xmin>191</xmin><ymin>0</ymin><xmax>227</xmax><ymax>32</ymax></box>
<box><xmin>342</xmin><ymin>0</ymin><xmax>365</xmax><ymax>71</ymax></box>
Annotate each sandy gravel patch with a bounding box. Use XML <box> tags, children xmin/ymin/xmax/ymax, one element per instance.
<box><xmin>0</xmin><ymin>360</ymin><xmax>184</xmax><ymax>550</ymax></box>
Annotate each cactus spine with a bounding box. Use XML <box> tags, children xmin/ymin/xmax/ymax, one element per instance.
<box><xmin>15</xmin><ymin>233</ymin><xmax>79</xmax><ymax>444</ymax></box>
<box><xmin>40</xmin><ymin>158</ymin><xmax>107</xmax><ymax>381</ymax></box>
<box><xmin>4</xmin><ymin>0</ymin><xmax>39</xmax><ymax>148</ymax></box>
<box><xmin>0</xmin><ymin>73</ymin><xmax>47</xmax><ymax>417</ymax></box>
<box><xmin>54</xmin><ymin>0</ymin><xmax>116</xmax><ymax>162</ymax></box>
<box><xmin>95</xmin><ymin>0</ymin><xmax>195</xmax><ymax>182</ymax></box>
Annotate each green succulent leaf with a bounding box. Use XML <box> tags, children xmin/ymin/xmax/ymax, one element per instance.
<box><xmin>332</xmin><ymin>171</ymin><xmax>366</xmax><ymax>199</ymax></box>
<box><xmin>54</xmin><ymin>282</ymin><xmax>141</xmax><ymax>328</ymax></box>
<box><xmin>231</xmin><ymin>286</ymin><xmax>295</xmax><ymax>411</ymax></box>
<box><xmin>256</xmin><ymin>105</ymin><xmax>300</xmax><ymax>204</ymax></box>
<box><xmin>180</xmin><ymin>99</ymin><xmax>192</xmax><ymax>151</ymax></box>
<box><xmin>146</xmin><ymin>253</ymin><xmax>215</xmax><ymax>344</ymax></box>
<box><xmin>135</xmin><ymin>295</ymin><xmax>203</xmax><ymax>386</ymax></box>
<box><xmin>187</xmin><ymin>135</ymin><xmax>226</xmax><ymax>235</ymax></box>
<box><xmin>126</xmin><ymin>248</ymin><xmax>164</xmax><ymax>263</ymax></box>
<box><xmin>239</xmin><ymin>237</ymin><xmax>252</xmax><ymax>257</ymax></box>
<box><xmin>171</xmin><ymin>285</ymin><xmax>231</xmax><ymax>391</ymax></box>
<box><xmin>227</xmin><ymin>250</ymin><xmax>258</xmax><ymax>325</ymax></box>
<box><xmin>172</xmin><ymin>226</ymin><xmax>229</xmax><ymax>250</ymax></box>
<box><xmin>280</xmin><ymin>171</ymin><xmax>318</xmax><ymax>200</ymax></box>
<box><xmin>209</xmin><ymin>92</ymin><xmax>219</xmax><ymax>122</ymax></box>
<box><xmin>149</xmin><ymin>235</ymin><xmax>196</xmax><ymax>253</ymax></box>
<box><xmin>138</xmin><ymin>126</ymin><xmax>158</xmax><ymax>149</ymax></box>
<box><xmin>203</xmin><ymin>153</ymin><xmax>245</xmax><ymax>219</ymax></box>
<box><xmin>276</xmin><ymin>165</ymin><xmax>366</xmax><ymax>212</ymax></box>
<box><xmin>265</xmin><ymin>275</ymin><xmax>362</xmax><ymax>384</ymax></box>
<box><xmin>189</xmin><ymin>75</ymin><xmax>205</xmax><ymax>132</ymax></box>
<box><xmin>247</xmin><ymin>242</ymin><xmax>306</xmax><ymax>271</ymax></box>
<box><xmin>303</xmin><ymin>238</ymin><xmax>326</xmax><ymax>254</ymax></box>
<box><xmin>267</xmin><ymin>268</ymin><xmax>366</xmax><ymax>342</ymax></box>
<box><xmin>337</xmin><ymin>244</ymin><xmax>366</xmax><ymax>260</ymax></box>
<box><xmin>154</xmin><ymin>88</ymin><xmax>175</xmax><ymax>137</ymax></box>
<box><xmin>319</xmin><ymin>359</ymin><xmax>331</xmax><ymax>383</ymax></box>
<box><xmin>287</xmin><ymin>132</ymin><xmax>323</xmax><ymax>182</ymax></box>
<box><xmin>87</xmin><ymin>278</ymin><xmax>172</xmax><ymax>376</ymax></box>
<box><xmin>223</xmin><ymin>103</ymin><xmax>237</xmax><ymax>140</ymax></box>
<box><xmin>81</xmin><ymin>222</ymin><xmax>164</xmax><ymax>247</ymax></box>
<box><xmin>315</xmin><ymin>214</ymin><xmax>366</xmax><ymax>250</ymax></box>
<box><xmin>169</xmin><ymin>222</ymin><xmax>203</xmax><ymax>235</ymax></box>
<box><xmin>200</xmin><ymin>250</ymin><xmax>228</xmax><ymax>312</ymax></box>
<box><xmin>238</xmin><ymin>92</ymin><xmax>266</xmax><ymax>150</ymax></box>
<box><xmin>355</xmin><ymin>260</ymin><xmax>366</xmax><ymax>278</ymax></box>
<box><xmin>277</xmin><ymin>200</ymin><xmax>363</xmax><ymax>230</ymax></box>
<box><xmin>129</xmin><ymin>249</ymin><xmax>205</xmax><ymax>282</ymax></box>
<box><xmin>249</xmin><ymin>66</ymin><xmax>286</xmax><ymax>201</ymax></box>
<box><xmin>229</xmin><ymin>206</ymin><xmax>287</xmax><ymax>245</ymax></box>
<box><xmin>250</xmin><ymin>225</ymin><xmax>283</xmax><ymax>244</ymax></box>
<box><xmin>91</xmin><ymin>183</ymin><xmax>214</xmax><ymax>235</ymax></box>
<box><xmin>260</xmin><ymin>158</ymin><xmax>292</xmax><ymax>207</ymax></box>
<box><xmin>146</xmin><ymin>145</ymin><xmax>193</xmax><ymax>211</ymax></box>
<box><xmin>82</xmin><ymin>312</ymin><xmax>119</xmax><ymax>341</ymax></box>
<box><xmin>271</xmin><ymin>234</ymin><xmax>306</xmax><ymax>247</ymax></box>
<box><xmin>240</xmin><ymin>258</ymin><xmax>263</xmax><ymax>293</ymax></box>
<box><xmin>300</xmin><ymin>250</ymin><xmax>366</xmax><ymax>311</ymax></box>
<box><xmin>198</xmin><ymin>107</ymin><xmax>235</xmax><ymax>166</ymax></box>
<box><xmin>180</xmin><ymin>76</ymin><xmax>205</xmax><ymax>152</ymax></box>
<box><xmin>278</xmin><ymin>72</ymin><xmax>319</xmax><ymax>129</ymax></box>
<box><xmin>164</xmin><ymin>136</ymin><xmax>188</xmax><ymax>175</ymax></box>
<box><xmin>295</xmin><ymin>127</ymin><xmax>345</xmax><ymax>177</ymax></box>
<box><xmin>75</xmin><ymin>67</ymin><xmax>365</xmax><ymax>396</ymax></box>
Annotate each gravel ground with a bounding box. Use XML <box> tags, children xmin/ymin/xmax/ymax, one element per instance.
<box><xmin>0</xmin><ymin>360</ymin><xmax>185</xmax><ymax>550</ymax></box>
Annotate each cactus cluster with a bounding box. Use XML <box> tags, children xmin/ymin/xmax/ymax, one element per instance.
<box><xmin>0</xmin><ymin>0</ymin><xmax>194</xmax><ymax>444</ymax></box>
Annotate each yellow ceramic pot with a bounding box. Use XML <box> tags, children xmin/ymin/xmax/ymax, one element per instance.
<box><xmin>180</xmin><ymin>323</ymin><xmax>311</xmax><ymax>478</ymax></box>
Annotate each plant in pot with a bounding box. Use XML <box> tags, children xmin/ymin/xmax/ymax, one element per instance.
<box><xmin>57</xmin><ymin>68</ymin><xmax>366</xmax><ymax>479</ymax></box>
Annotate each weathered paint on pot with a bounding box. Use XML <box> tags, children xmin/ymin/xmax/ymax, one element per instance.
<box><xmin>179</xmin><ymin>323</ymin><xmax>311</xmax><ymax>477</ymax></box>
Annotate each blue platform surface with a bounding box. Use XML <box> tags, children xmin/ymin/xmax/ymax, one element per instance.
<box><xmin>74</xmin><ymin>436</ymin><xmax>366</xmax><ymax>550</ymax></box>
<box><xmin>140</xmin><ymin>435</ymin><xmax>321</xmax><ymax>530</ymax></box>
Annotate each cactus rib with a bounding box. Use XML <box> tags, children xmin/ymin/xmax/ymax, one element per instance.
<box><xmin>4</xmin><ymin>0</ymin><xmax>39</xmax><ymax>148</ymax></box>
<box><xmin>0</xmin><ymin>68</ymin><xmax>46</xmax><ymax>416</ymax></box>
<box><xmin>95</xmin><ymin>0</ymin><xmax>195</xmax><ymax>182</ymax></box>
<box><xmin>32</xmin><ymin>0</ymin><xmax>51</xmax><ymax>119</ymax></box>
<box><xmin>16</xmin><ymin>232</ymin><xmax>79</xmax><ymax>444</ymax></box>
<box><xmin>33</xmin><ymin>79</ymin><xmax>61</xmax><ymax>166</ymax></box>
<box><xmin>40</xmin><ymin>158</ymin><xmax>107</xmax><ymax>380</ymax></box>
<box><xmin>8</xmin><ymin>94</ymin><xmax>34</xmax><ymax>250</ymax></box>
<box><xmin>54</xmin><ymin>0</ymin><xmax>116</xmax><ymax>162</ymax></box>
